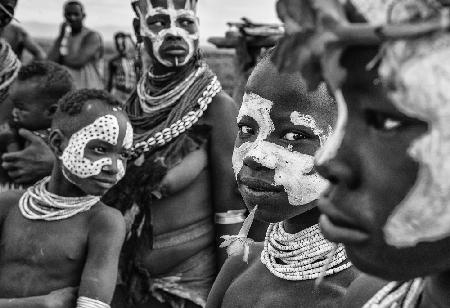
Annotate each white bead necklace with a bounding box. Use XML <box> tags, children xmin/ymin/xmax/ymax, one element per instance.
<box><xmin>19</xmin><ymin>176</ymin><xmax>100</xmax><ymax>221</ymax></box>
<box><xmin>362</xmin><ymin>278</ymin><xmax>424</xmax><ymax>308</ymax></box>
<box><xmin>261</xmin><ymin>222</ymin><xmax>351</xmax><ymax>281</ymax></box>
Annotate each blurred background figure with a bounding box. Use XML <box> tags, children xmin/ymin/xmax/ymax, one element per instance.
<box><xmin>48</xmin><ymin>0</ymin><xmax>104</xmax><ymax>89</ymax></box>
<box><xmin>107</xmin><ymin>32</ymin><xmax>137</xmax><ymax>105</ymax></box>
<box><xmin>0</xmin><ymin>22</ymin><xmax>46</xmax><ymax>61</ymax></box>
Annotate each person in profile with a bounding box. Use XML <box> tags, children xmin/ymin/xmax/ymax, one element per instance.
<box><xmin>48</xmin><ymin>0</ymin><xmax>104</xmax><ymax>90</ymax></box>
<box><xmin>107</xmin><ymin>32</ymin><xmax>137</xmax><ymax>105</ymax></box>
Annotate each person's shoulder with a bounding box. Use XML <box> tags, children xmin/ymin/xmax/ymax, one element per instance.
<box><xmin>88</xmin><ymin>201</ymin><xmax>125</xmax><ymax>236</ymax></box>
<box><xmin>204</xmin><ymin>90</ymin><xmax>238</xmax><ymax>123</ymax></box>
<box><xmin>343</xmin><ymin>273</ymin><xmax>389</xmax><ymax>308</ymax></box>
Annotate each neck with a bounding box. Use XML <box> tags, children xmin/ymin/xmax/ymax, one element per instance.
<box><xmin>283</xmin><ymin>204</ymin><xmax>320</xmax><ymax>234</ymax></box>
<box><xmin>47</xmin><ymin>165</ymin><xmax>87</xmax><ymax>198</ymax></box>
<box><xmin>71</xmin><ymin>25</ymin><xmax>83</xmax><ymax>35</ymax></box>
<box><xmin>420</xmin><ymin>272</ymin><xmax>450</xmax><ymax>308</ymax></box>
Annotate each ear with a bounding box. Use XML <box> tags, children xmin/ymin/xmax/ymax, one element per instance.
<box><xmin>48</xmin><ymin>129</ymin><xmax>66</xmax><ymax>158</ymax></box>
<box><xmin>133</xmin><ymin>18</ymin><xmax>143</xmax><ymax>43</ymax></box>
<box><xmin>45</xmin><ymin>104</ymin><xmax>58</xmax><ymax>118</ymax></box>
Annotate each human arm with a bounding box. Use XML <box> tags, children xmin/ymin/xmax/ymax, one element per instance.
<box><xmin>1</xmin><ymin>129</ymin><xmax>54</xmax><ymax>184</ymax></box>
<box><xmin>204</xmin><ymin>92</ymin><xmax>246</xmax><ymax>267</ymax></box>
<box><xmin>0</xmin><ymin>287</ymin><xmax>78</xmax><ymax>308</ymax></box>
<box><xmin>62</xmin><ymin>31</ymin><xmax>102</xmax><ymax>69</ymax></box>
<box><xmin>22</xmin><ymin>31</ymin><xmax>46</xmax><ymax>60</ymax></box>
<box><xmin>47</xmin><ymin>23</ymin><xmax>67</xmax><ymax>63</ymax></box>
<box><xmin>107</xmin><ymin>60</ymin><xmax>115</xmax><ymax>92</ymax></box>
<box><xmin>78</xmin><ymin>207</ymin><xmax>125</xmax><ymax>305</ymax></box>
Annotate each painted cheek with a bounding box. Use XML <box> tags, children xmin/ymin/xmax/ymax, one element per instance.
<box><xmin>61</xmin><ymin>115</ymin><xmax>120</xmax><ymax>179</ymax></box>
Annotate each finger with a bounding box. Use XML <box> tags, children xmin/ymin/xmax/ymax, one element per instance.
<box><xmin>7</xmin><ymin>169</ymin><xmax>25</xmax><ymax>180</ymax></box>
<box><xmin>1</xmin><ymin>153</ymin><xmax>20</xmax><ymax>163</ymax></box>
<box><xmin>18</xmin><ymin>128</ymin><xmax>45</xmax><ymax>144</ymax></box>
<box><xmin>1</xmin><ymin>161</ymin><xmax>18</xmax><ymax>170</ymax></box>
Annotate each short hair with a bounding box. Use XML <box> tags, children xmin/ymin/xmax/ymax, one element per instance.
<box><xmin>64</xmin><ymin>0</ymin><xmax>84</xmax><ymax>13</ymax></box>
<box><xmin>18</xmin><ymin>60</ymin><xmax>75</xmax><ymax>106</ymax></box>
<box><xmin>53</xmin><ymin>89</ymin><xmax>123</xmax><ymax>135</ymax></box>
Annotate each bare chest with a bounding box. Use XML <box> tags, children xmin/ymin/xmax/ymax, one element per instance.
<box><xmin>0</xmin><ymin>207</ymin><xmax>88</xmax><ymax>266</ymax></box>
<box><xmin>222</xmin><ymin>259</ymin><xmax>346</xmax><ymax>308</ymax></box>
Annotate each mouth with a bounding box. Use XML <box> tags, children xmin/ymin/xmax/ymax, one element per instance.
<box><xmin>162</xmin><ymin>44</ymin><xmax>188</xmax><ymax>56</ymax></box>
<box><xmin>93</xmin><ymin>177</ymin><xmax>117</xmax><ymax>189</ymax></box>
<box><xmin>318</xmin><ymin>196</ymin><xmax>370</xmax><ymax>245</ymax></box>
<box><xmin>238</xmin><ymin>177</ymin><xmax>284</xmax><ymax>194</ymax></box>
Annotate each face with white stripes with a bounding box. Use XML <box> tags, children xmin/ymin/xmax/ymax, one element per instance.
<box><xmin>232</xmin><ymin>58</ymin><xmax>335</xmax><ymax>223</ymax></box>
<box><xmin>134</xmin><ymin>0</ymin><xmax>199</xmax><ymax>67</ymax></box>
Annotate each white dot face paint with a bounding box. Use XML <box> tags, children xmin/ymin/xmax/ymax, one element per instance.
<box><xmin>62</xmin><ymin>115</ymin><xmax>121</xmax><ymax>179</ymax></box>
<box><xmin>232</xmin><ymin>92</ymin><xmax>329</xmax><ymax>206</ymax></box>
<box><xmin>136</xmin><ymin>0</ymin><xmax>199</xmax><ymax>67</ymax></box>
<box><xmin>380</xmin><ymin>34</ymin><xmax>450</xmax><ymax>247</ymax></box>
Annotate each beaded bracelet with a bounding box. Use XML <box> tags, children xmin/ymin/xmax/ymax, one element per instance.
<box><xmin>76</xmin><ymin>296</ymin><xmax>110</xmax><ymax>308</ymax></box>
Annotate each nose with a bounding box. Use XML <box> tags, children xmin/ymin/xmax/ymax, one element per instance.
<box><xmin>102</xmin><ymin>158</ymin><xmax>119</xmax><ymax>176</ymax></box>
<box><xmin>315</xmin><ymin>151</ymin><xmax>359</xmax><ymax>190</ymax></box>
<box><xmin>243</xmin><ymin>155</ymin><xmax>267</xmax><ymax>171</ymax></box>
<box><xmin>165</xmin><ymin>33</ymin><xmax>183</xmax><ymax>42</ymax></box>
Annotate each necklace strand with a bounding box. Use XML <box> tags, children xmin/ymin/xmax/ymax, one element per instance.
<box><xmin>132</xmin><ymin>75</ymin><xmax>221</xmax><ymax>156</ymax></box>
<box><xmin>362</xmin><ymin>278</ymin><xmax>424</xmax><ymax>308</ymax></box>
<box><xmin>18</xmin><ymin>177</ymin><xmax>100</xmax><ymax>221</ymax></box>
<box><xmin>261</xmin><ymin>222</ymin><xmax>351</xmax><ymax>281</ymax></box>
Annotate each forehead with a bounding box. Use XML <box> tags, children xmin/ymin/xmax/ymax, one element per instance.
<box><xmin>245</xmin><ymin>60</ymin><xmax>334</xmax><ymax>125</ymax></box>
<box><xmin>74</xmin><ymin>100</ymin><xmax>129</xmax><ymax>131</ymax></box>
<box><xmin>137</xmin><ymin>0</ymin><xmax>195</xmax><ymax>13</ymax></box>
<box><xmin>65</xmin><ymin>3</ymin><xmax>83</xmax><ymax>13</ymax></box>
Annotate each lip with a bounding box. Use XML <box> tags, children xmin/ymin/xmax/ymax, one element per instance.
<box><xmin>162</xmin><ymin>45</ymin><xmax>187</xmax><ymax>55</ymax></box>
<box><xmin>93</xmin><ymin>177</ymin><xmax>117</xmax><ymax>188</ymax></box>
<box><xmin>238</xmin><ymin>177</ymin><xmax>284</xmax><ymax>193</ymax></box>
<box><xmin>318</xmin><ymin>197</ymin><xmax>370</xmax><ymax>245</ymax></box>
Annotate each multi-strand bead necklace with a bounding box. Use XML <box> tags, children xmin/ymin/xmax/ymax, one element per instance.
<box><xmin>19</xmin><ymin>176</ymin><xmax>100</xmax><ymax>221</ymax></box>
<box><xmin>363</xmin><ymin>278</ymin><xmax>424</xmax><ymax>308</ymax></box>
<box><xmin>261</xmin><ymin>222</ymin><xmax>351</xmax><ymax>281</ymax></box>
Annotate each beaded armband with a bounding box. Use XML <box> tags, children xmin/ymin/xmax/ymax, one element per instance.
<box><xmin>215</xmin><ymin>209</ymin><xmax>247</xmax><ymax>225</ymax></box>
<box><xmin>76</xmin><ymin>296</ymin><xmax>110</xmax><ymax>308</ymax></box>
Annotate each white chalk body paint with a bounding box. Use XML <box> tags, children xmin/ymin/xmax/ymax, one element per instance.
<box><xmin>62</xmin><ymin>115</ymin><xmax>131</xmax><ymax>182</ymax></box>
<box><xmin>137</xmin><ymin>2</ymin><xmax>199</xmax><ymax>67</ymax></box>
<box><xmin>232</xmin><ymin>93</ymin><xmax>328</xmax><ymax>206</ymax></box>
<box><xmin>380</xmin><ymin>33</ymin><xmax>450</xmax><ymax>247</ymax></box>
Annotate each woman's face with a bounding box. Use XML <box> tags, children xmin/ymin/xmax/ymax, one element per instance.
<box><xmin>135</xmin><ymin>0</ymin><xmax>199</xmax><ymax>67</ymax></box>
<box><xmin>233</xmin><ymin>61</ymin><xmax>333</xmax><ymax>223</ymax></box>
<box><xmin>316</xmin><ymin>47</ymin><xmax>450</xmax><ymax>280</ymax></box>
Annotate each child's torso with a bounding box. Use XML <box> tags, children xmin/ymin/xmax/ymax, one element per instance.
<box><xmin>0</xmin><ymin>205</ymin><xmax>89</xmax><ymax>297</ymax></box>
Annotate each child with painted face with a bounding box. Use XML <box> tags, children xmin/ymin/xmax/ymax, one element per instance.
<box><xmin>295</xmin><ymin>0</ymin><xmax>450</xmax><ymax>307</ymax></box>
<box><xmin>0</xmin><ymin>61</ymin><xmax>74</xmax><ymax>191</ymax></box>
<box><xmin>206</xmin><ymin>53</ymin><xmax>358</xmax><ymax>308</ymax></box>
<box><xmin>0</xmin><ymin>89</ymin><xmax>133</xmax><ymax>308</ymax></box>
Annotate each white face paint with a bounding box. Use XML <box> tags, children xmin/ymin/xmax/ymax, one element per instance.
<box><xmin>232</xmin><ymin>92</ymin><xmax>329</xmax><ymax>206</ymax></box>
<box><xmin>62</xmin><ymin>115</ymin><xmax>132</xmax><ymax>182</ymax></box>
<box><xmin>136</xmin><ymin>0</ymin><xmax>199</xmax><ymax>67</ymax></box>
<box><xmin>379</xmin><ymin>33</ymin><xmax>450</xmax><ymax>247</ymax></box>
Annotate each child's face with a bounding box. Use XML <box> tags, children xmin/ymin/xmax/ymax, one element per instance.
<box><xmin>233</xmin><ymin>62</ymin><xmax>332</xmax><ymax>223</ymax></box>
<box><xmin>60</xmin><ymin>102</ymin><xmax>133</xmax><ymax>197</ymax></box>
<box><xmin>10</xmin><ymin>81</ymin><xmax>51</xmax><ymax>130</ymax></box>
<box><xmin>316</xmin><ymin>50</ymin><xmax>450</xmax><ymax>280</ymax></box>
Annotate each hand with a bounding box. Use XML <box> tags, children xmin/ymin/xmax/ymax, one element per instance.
<box><xmin>43</xmin><ymin>287</ymin><xmax>78</xmax><ymax>308</ymax></box>
<box><xmin>2</xmin><ymin>129</ymin><xmax>54</xmax><ymax>184</ymax></box>
<box><xmin>59</xmin><ymin>22</ymin><xmax>69</xmax><ymax>38</ymax></box>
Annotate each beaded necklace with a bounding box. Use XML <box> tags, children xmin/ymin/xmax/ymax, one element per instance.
<box><xmin>363</xmin><ymin>279</ymin><xmax>424</xmax><ymax>308</ymax></box>
<box><xmin>261</xmin><ymin>222</ymin><xmax>351</xmax><ymax>281</ymax></box>
<box><xmin>132</xmin><ymin>75</ymin><xmax>221</xmax><ymax>156</ymax></box>
<box><xmin>19</xmin><ymin>176</ymin><xmax>100</xmax><ymax>221</ymax></box>
<box><xmin>137</xmin><ymin>65</ymin><xmax>206</xmax><ymax>113</ymax></box>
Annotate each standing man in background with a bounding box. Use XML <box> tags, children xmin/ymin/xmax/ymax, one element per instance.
<box><xmin>48</xmin><ymin>0</ymin><xmax>104</xmax><ymax>90</ymax></box>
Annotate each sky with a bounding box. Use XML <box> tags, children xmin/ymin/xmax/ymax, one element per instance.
<box><xmin>14</xmin><ymin>0</ymin><xmax>280</xmax><ymax>45</ymax></box>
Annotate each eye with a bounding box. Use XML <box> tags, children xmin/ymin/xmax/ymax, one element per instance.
<box><xmin>283</xmin><ymin>132</ymin><xmax>307</xmax><ymax>141</ymax></box>
<box><xmin>238</xmin><ymin>124</ymin><xmax>255</xmax><ymax>138</ymax></box>
<box><xmin>179</xmin><ymin>19</ymin><xmax>194</xmax><ymax>27</ymax></box>
<box><xmin>93</xmin><ymin>146</ymin><xmax>106</xmax><ymax>154</ymax></box>
<box><xmin>366</xmin><ymin>110</ymin><xmax>406</xmax><ymax>132</ymax></box>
